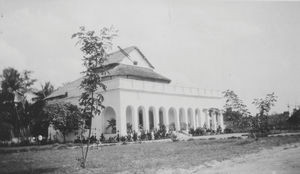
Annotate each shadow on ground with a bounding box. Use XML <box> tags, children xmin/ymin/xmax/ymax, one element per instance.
<box><xmin>4</xmin><ymin>167</ymin><xmax>58</xmax><ymax>174</ymax></box>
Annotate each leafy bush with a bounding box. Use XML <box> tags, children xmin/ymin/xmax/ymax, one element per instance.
<box><xmin>224</xmin><ymin>128</ymin><xmax>233</xmax><ymax>134</ymax></box>
<box><xmin>147</xmin><ymin>132</ymin><xmax>152</xmax><ymax>140</ymax></box>
<box><xmin>133</xmin><ymin>132</ymin><xmax>137</xmax><ymax>141</ymax></box>
<box><xmin>192</xmin><ymin>127</ymin><xmax>205</xmax><ymax>136</ymax></box>
<box><xmin>156</xmin><ymin>124</ymin><xmax>167</xmax><ymax>139</ymax></box>
<box><xmin>120</xmin><ymin>136</ymin><xmax>127</xmax><ymax>143</ymax></box>
<box><xmin>127</xmin><ymin>133</ymin><xmax>132</xmax><ymax>142</ymax></box>
<box><xmin>100</xmin><ymin>133</ymin><xmax>105</xmax><ymax>142</ymax></box>
<box><xmin>74</xmin><ymin>136</ymin><xmax>81</xmax><ymax>144</ymax></box>
<box><xmin>189</xmin><ymin>128</ymin><xmax>195</xmax><ymax>135</ymax></box>
<box><xmin>140</xmin><ymin>130</ymin><xmax>147</xmax><ymax>141</ymax></box>
<box><xmin>104</xmin><ymin>137</ymin><xmax>117</xmax><ymax>144</ymax></box>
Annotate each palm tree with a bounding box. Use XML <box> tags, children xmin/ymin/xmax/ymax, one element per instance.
<box><xmin>29</xmin><ymin>82</ymin><xmax>54</xmax><ymax>137</ymax></box>
<box><xmin>106</xmin><ymin>118</ymin><xmax>116</xmax><ymax>133</ymax></box>
<box><xmin>35</xmin><ymin>82</ymin><xmax>54</xmax><ymax>99</ymax></box>
<box><xmin>0</xmin><ymin>67</ymin><xmax>36</xmax><ymax>139</ymax></box>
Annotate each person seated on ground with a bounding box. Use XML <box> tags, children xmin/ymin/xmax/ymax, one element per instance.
<box><xmin>38</xmin><ymin>135</ymin><xmax>42</xmax><ymax>145</ymax></box>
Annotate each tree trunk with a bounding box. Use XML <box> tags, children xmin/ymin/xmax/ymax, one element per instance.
<box><xmin>81</xmin><ymin>92</ymin><xmax>94</xmax><ymax>168</ymax></box>
<box><xmin>82</xmin><ymin>119</ymin><xmax>92</xmax><ymax>168</ymax></box>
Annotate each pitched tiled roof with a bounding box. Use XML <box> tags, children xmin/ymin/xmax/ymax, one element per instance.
<box><xmin>45</xmin><ymin>78</ymin><xmax>83</xmax><ymax>100</ymax></box>
<box><xmin>46</xmin><ymin>46</ymin><xmax>170</xmax><ymax>100</ymax></box>
<box><xmin>97</xmin><ymin>63</ymin><xmax>171</xmax><ymax>83</ymax></box>
<box><xmin>46</xmin><ymin>63</ymin><xmax>171</xmax><ymax>100</ymax></box>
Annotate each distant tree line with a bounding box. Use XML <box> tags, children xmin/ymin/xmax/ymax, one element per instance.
<box><xmin>0</xmin><ymin>67</ymin><xmax>54</xmax><ymax>142</ymax></box>
<box><xmin>223</xmin><ymin>90</ymin><xmax>300</xmax><ymax>136</ymax></box>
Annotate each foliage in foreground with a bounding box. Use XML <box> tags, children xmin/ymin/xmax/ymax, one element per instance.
<box><xmin>72</xmin><ymin>26</ymin><xmax>117</xmax><ymax>168</ymax></box>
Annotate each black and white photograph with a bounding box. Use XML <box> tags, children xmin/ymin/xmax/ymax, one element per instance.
<box><xmin>0</xmin><ymin>0</ymin><xmax>300</xmax><ymax>173</ymax></box>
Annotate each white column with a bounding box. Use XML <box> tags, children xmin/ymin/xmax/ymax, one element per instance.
<box><xmin>203</xmin><ymin>109</ymin><xmax>209</xmax><ymax>129</ymax></box>
<box><xmin>117</xmin><ymin>105</ymin><xmax>126</xmax><ymax>136</ymax></box>
<box><xmin>144</xmin><ymin>109</ymin><xmax>150</xmax><ymax>132</ymax></box>
<box><xmin>212</xmin><ymin>111</ymin><xmax>217</xmax><ymax>131</ymax></box>
<box><xmin>175</xmin><ymin>110</ymin><xmax>180</xmax><ymax>131</ymax></box>
<box><xmin>164</xmin><ymin>109</ymin><xmax>169</xmax><ymax>131</ymax></box>
<box><xmin>184</xmin><ymin>110</ymin><xmax>188</xmax><ymax>131</ymax></box>
<box><xmin>192</xmin><ymin>112</ymin><xmax>196</xmax><ymax>129</ymax></box>
<box><xmin>133</xmin><ymin>107</ymin><xmax>139</xmax><ymax>132</ymax></box>
<box><xmin>195</xmin><ymin>112</ymin><xmax>198</xmax><ymax>128</ymax></box>
<box><xmin>220</xmin><ymin>111</ymin><xmax>225</xmax><ymax>131</ymax></box>
<box><xmin>198</xmin><ymin>111</ymin><xmax>201</xmax><ymax>128</ymax></box>
<box><xmin>154</xmin><ymin>108</ymin><xmax>159</xmax><ymax>130</ymax></box>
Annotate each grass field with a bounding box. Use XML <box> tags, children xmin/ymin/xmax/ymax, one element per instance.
<box><xmin>1</xmin><ymin>135</ymin><xmax>300</xmax><ymax>174</ymax></box>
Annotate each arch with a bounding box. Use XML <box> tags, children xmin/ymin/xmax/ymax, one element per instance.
<box><xmin>159</xmin><ymin>107</ymin><xmax>166</xmax><ymax>126</ymax></box>
<box><xmin>126</xmin><ymin>106</ymin><xmax>134</xmax><ymax>133</ymax></box>
<box><xmin>149</xmin><ymin>107</ymin><xmax>155</xmax><ymax>131</ymax></box>
<box><xmin>187</xmin><ymin>108</ymin><xmax>194</xmax><ymax>129</ymax></box>
<box><xmin>168</xmin><ymin>107</ymin><xmax>177</xmax><ymax>131</ymax></box>
<box><xmin>179</xmin><ymin>108</ymin><xmax>187</xmax><ymax>130</ymax></box>
<box><xmin>138</xmin><ymin>106</ymin><xmax>146</xmax><ymax>130</ymax></box>
<box><xmin>102</xmin><ymin>106</ymin><xmax>117</xmax><ymax>134</ymax></box>
<box><xmin>195</xmin><ymin>108</ymin><xmax>201</xmax><ymax>128</ymax></box>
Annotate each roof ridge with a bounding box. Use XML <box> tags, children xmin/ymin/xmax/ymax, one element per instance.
<box><xmin>108</xmin><ymin>45</ymin><xmax>136</xmax><ymax>56</ymax></box>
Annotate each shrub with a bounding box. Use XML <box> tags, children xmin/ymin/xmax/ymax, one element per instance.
<box><xmin>156</xmin><ymin>124</ymin><xmax>167</xmax><ymax>139</ymax></box>
<box><xmin>127</xmin><ymin>133</ymin><xmax>132</xmax><ymax>142</ymax></box>
<box><xmin>74</xmin><ymin>136</ymin><xmax>81</xmax><ymax>144</ymax></box>
<box><xmin>89</xmin><ymin>135</ymin><xmax>97</xmax><ymax>144</ymax></box>
<box><xmin>133</xmin><ymin>131</ymin><xmax>137</xmax><ymax>141</ymax></box>
<box><xmin>147</xmin><ymin>132</ymin><xmax>152</xmax><ymax>140</ymax></box>
<box><xmin>224</xmin><ymin>128</ymin><xmax>233</xmax><ymax>134</ymax></box>
<box><xmin>154</xmin><ymin>131</ymin><xmax>160</xmax><ymax>140</ymax></box>
<box><xmin>193</xmin><ymin>127</ymin><xmax>205</xmax><ymax>136</ymax></box>
<box><xmin>105</xmin><ymin>137</ymin><xmax>117</xmax><ymax>144</ymax></box>
<box><xmin>189</xmin><ymin>128</ymin><xmax>195</xmax><ymax>135</ymax></box>
<box><xmin>120</xmin><ymin>136</ymin><xmax>127</xmax><ymax>143</ymax></box>
<box><xmin>140</xmin><ymin>130</ymin><xmax>147</xmax><ymax>141</ymax></box>
<box><xmin>100</xmin><ymin>133</ymin><xmax>105</xmax><ymax>142</ymax></box>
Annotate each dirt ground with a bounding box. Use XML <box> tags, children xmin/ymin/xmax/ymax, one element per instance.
<box><xmin>1</xmin><ymin>135</ymin><xmax>300</xmax><ymax>174</ymax></box>
<box><xmin>151</xmin><ymin>143</ymin><xmax>300</xmax><ymax>174</ymax></box>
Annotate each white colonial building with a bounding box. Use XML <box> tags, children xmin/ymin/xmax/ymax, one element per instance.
<box><xmin>46</xmin><ymin>46</ymin><xmax>224</xmax><ymax>141</ymax></box>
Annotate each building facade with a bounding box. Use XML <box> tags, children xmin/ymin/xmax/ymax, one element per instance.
<box><xmin>46</xmin><ymin>46</ymin><xmax>224</xmax><ymax>141</ymax></box>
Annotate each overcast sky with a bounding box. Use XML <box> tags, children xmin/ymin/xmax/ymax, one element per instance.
<box><xmin>0</xmin><ymin>0</ymin><xmax>299</xmax><ymax>114</ymax></box>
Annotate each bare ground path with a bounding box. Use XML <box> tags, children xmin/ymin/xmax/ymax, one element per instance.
<box><xmin>153</xmin><ymin>143</ymin><xmax>300</xmax><ymax>174</ymax></box>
